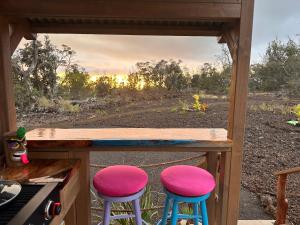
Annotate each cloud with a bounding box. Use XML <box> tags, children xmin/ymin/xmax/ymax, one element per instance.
<box><xmin>41</xmin><ymin>35</ymin><xmax>221</xmax><ymax>73</ymax></box>
<box><xmin>18</xmin><ymin>0</ymin><xmax>300</xmax><ymax>73</ymax></box>
<box><xmin>251</xmin><ymin>0</ymin><xmax>300</xmax><ymax>62</ymax></box>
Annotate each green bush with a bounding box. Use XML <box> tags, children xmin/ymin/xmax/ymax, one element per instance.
<box><xmin>14</xmin><ymin>82</ymin><xmax>40</xmax><ymax>111</ymax></box>
<box><xmin>191</xmin><ymin>63</ymin><xmax>230</xmax><ymax>94</ymax></box>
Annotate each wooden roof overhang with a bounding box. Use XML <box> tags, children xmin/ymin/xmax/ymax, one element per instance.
<box><xmin>1</xmin><ymin>0</ymin><xmax>241</xmax><ymax>38</ymax></box>
<box><xmin>0</xmin><ymin>1</ymin><xmax>254</xmax><ymax>225</ymax></box>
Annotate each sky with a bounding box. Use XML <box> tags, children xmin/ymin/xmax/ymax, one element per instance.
<box><xmin>19</xmin><ymin>0</ymin><xmax>300</xmax><ymax>74</ymax></box>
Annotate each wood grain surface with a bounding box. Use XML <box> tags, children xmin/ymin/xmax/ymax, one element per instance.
<box><xmin>26</xmin><ymin>128</ymin><xmax>232</xmax><ymax>149</ymax></box>
<box><xmin>0</xmin><ymin>159</ymin><xmax>78</xmax><ymax>183</ymax></box>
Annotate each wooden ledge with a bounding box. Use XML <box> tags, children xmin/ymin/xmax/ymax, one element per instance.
<box><xmin>0</xmin><ymin>159</ymin><xmax>79</xmax><ymax>183</ymax></box>
<box><xmin>27</xmin><ymin>128</ymin><xmax>232</xmax><ymax>149</ymax></box>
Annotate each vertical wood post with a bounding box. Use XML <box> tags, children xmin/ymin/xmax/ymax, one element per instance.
<box><xmin>207</xmin><ymin>152</ymin><xmax>218</xmax><ymax>225</ymax></box>
<box><xmin>275</xmin><ymin>174</ymin><xmax>288</xmax><ymax>225</ymax></box>
<box><xmin>0</xmin><ymin>18</ymin><xmax>17</xmax><ymax>167</ymax></box>
<box><xmin>69</xmin><ymin>151</ymin><xmax>91</xmax><ymax>225</ymax></box>
<box><xmin>216</xmin><ymin>151</ymin><xmax>231</xmax><ymax>225</ymax></box>
<box><xmin>226</xmin><ymin>0</ymin><xmax>254</xmax><ymax>224</ymax></box>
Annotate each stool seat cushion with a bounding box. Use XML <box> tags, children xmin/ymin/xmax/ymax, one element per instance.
<box><xmin>93</xmin><ymin>165</ymin><xmax>148</xmax><ymax>197</ymax></box>
<box><xmin>161</xmin><ymin>165</ymin><xmax>215</xmax><ymax>197</ymax></box>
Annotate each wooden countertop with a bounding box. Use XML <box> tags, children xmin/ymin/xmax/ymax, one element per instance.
<box><xmin>27</xmin><ymin>128</ymin><xmax>232</xmax><ymax>148</ymax></box>
<box><xmin>0</xmin><ymin>159</ymin><xmax>79</xmax><ymax>183</ymax></box>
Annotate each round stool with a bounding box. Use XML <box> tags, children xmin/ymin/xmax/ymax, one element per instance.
<box><xmin>158</xmin><ymin>165</ymin><xmax>216</xmax><ymax>225</ymax></box>
<box><xmin>93</xmin><ymin>165</ymin><xmax>148</xmax><ymax>225</ymax></box>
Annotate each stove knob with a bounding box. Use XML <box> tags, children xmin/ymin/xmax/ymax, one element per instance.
<box><xmin>45</xmin><ymin>200</ymin><xmax>62</xmax><ymax>220</ymax></box>
<box><xmin>52</xmin><ymin>202</ymin><xmax>62</xmax><ymax>216</ymax></box>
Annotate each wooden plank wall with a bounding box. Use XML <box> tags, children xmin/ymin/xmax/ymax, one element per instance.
<box><xmin>0</xmin><ymin>17</ymin><xmax>17</xmax><ymax>167</ymax></box>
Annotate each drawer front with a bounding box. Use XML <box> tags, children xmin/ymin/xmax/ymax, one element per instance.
<box><xmin>50</xmin><ymin>162</ymin><xmax>80</xmax><ymax>225</ymax></box>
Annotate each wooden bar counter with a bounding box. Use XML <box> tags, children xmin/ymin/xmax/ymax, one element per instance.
<box><xmin>27</xmin><ymin>128</ymin><xmax>232</xmax><ymax>149</ymax></box>
<box><xmin>26</xmin><ymin>128</ymin><xmax>232</xmax><ymax>225</ymax></box>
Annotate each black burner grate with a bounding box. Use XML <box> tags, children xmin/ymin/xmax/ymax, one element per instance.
<box><xmin>0</xmin><ymin>184</ymin><xmax>43</xmax><ymax>225</ymax></box>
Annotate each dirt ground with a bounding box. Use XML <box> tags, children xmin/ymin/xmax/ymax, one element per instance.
<box><xmin>18</xmin><ymin>91</ymin><xmax>300</xmax><ymax>224</ymax></box>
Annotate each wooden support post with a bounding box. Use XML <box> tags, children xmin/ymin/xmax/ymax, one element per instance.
<box><xmin>226</xmin><ymin>0</ymin><xmax>254</xmax><ymax>225</ymax></box>
<box><xmin>207</xmin><ymin>151</ymin><xmax>218</xmax><ymax>225</ymax></box>
<box><xmin>0</xmin><ymin>17</ymin><xmax>17</xmax><ymax>167</ymax></box>
<box><xmin>216</xmin><ymin>151</ymin><xmax>231</xmax><ymax>225</ymax></box>
<box><xmin>65</xmin><ymin>204</ymin><xmax>77</xmax><ymax>225</ymax></box>
<box><xmin>275</xmin><ymin>174</ymin><xmax>288</xmax><ymax>225</ymax></box>
<box><xmin>69</xmin><ymin>151</ymin><xmax>91</xmax><ymax>225</ymax></box>
<box><xmin>10</xmin><ymin>24</ymin><xmax>24</xmax><ymax>56</ymax></box>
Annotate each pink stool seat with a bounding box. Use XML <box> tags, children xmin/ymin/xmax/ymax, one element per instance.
<box><xmin>161</xmin><ymin>165</ymin><xmax>215</xmax><ymax>197</ymax></box>
<box><xmin>93</xmin><ymin>165</ymin><xmax>148</xmax><ymax>197</ymax></box>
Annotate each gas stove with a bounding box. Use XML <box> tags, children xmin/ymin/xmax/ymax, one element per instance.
<box><xmin>0</xmin><ymin>183</ymin><xmax>61</xmax><ymax>225</ymax></box>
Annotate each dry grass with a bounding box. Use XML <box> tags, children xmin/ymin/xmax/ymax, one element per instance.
<box><xmin>249</xmin><ymin>103</ymin><xmax>292</xmax><ymax>115</ymax></box>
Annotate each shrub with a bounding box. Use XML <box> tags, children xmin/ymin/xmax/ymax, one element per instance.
<box><xmin>38</xmin><ymin>96</ymin><xmax>53</xmax><ymax>109</ymax></box>
<box><xmin>58</xmin><ymin>100</ymin><xmax>80</xmax><ymax>113</ymax></box>
<box><xmin>178</xmin><ymin>100</ymin><xmax>190</xmax><ymax>112</ymax></box>
<box><xmin>193</xmin><ymin>94</ymin><xmax>208</xmax><ymax>112</ymax></box>
<box><xmin>292</xmin><ymin>104</ymin><xmax>300</xmax><ymax>121</ymax></box>
<box><xmin>14</xmin><ymin>82</ymin><xmax>40</xmax><ymax>111</ymax></box>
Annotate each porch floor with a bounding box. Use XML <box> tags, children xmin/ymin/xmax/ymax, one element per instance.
<box><xmin>180</xmin><ymin>220</ymin><xmax>275</xmax><ymax>225</ymax></box>
<box><xmin>238</xmin><ymin>221</ymin><xmax>275</xmax><ymax>225</ymax></box>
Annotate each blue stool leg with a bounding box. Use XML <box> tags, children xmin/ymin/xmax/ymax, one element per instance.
<box><xmin>103</xmin><ymin>200</ymin><xmax>111</xmax><ymax>225</ymax></box>
<box><xmin>193</xmin><ymin>203</ymin><xmax>199</xmax><ymax>225</ymax></box>
<box><xmin>171</xmin><ymin>200</ymin><xmax>179</xmax><ymax>225</ymax></box>
<box><xmin>200</xmin><ymin>201</ymin><xmax>209</xmax><ymax>225</ymax></box>
<box><xmin>133</xmin><ymin>198</ymin><xmax>143</xmax><ymax>225</ymax></box>
<box><xmin>161</xmin><ymin>194</ymin><xmax>171</xmax><ymax>225</ymax></box>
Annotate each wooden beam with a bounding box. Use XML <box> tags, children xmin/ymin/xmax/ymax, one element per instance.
<box><xmin>0</xmin><ymin>17</ymin><xmax>17</xmax><ymax>167</ymax></box>
<box><xmin>0</xmin><ymin>1</ymin><xmax>241</xmax><ymax>21</ymax></box>
<box><xmin>24</xmin><ymin>32</ymin><xmax>37</xmax><ymax>40</ymax></box>
<box><xmin>31</xmin><ymin>23</ymin><xmax>222</xmax><ymax>36</ymax></box>
<box><xmin>226</xmin><ymin>0</ymin><xmax>254</xmax><ymax>224</ymax></box>
<box><xmin>218</xmin><ymin>27</ymin><xmax>239</xmax><ymax>58</ymax></box>
<box><xmin>218</xmin><ymin>35</ymin><xmax>227</xmax><ymax>44</ymax></box>
<box><xmin>10</xmin><ymin>21</ymin><xmax>36</xmax><ymax>55</ymax></box>
<box><xmin>10</xmin><ymin>24</ymin><xmax>24</xmax><ymax>55</ymax></box>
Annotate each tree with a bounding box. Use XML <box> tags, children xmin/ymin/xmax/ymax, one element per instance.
<box><xmin>127</xmin><ymin>72</ymin><xmax>141</xmax><ymax>90</ymax></box>
<box><xmin>94</xmin><ymin>75</ymin><xmax>116</xmax><ymax>97</ymax></box>
<box><xmin>250</xmin><ymin>38</ymin><xmax>300</xmax><ymax>96</ymax></box>
<box><xmin>135</xmin><ymin>62</ymin><xmax>153</xmax><ymax>89</ymax></box>
<box><xmin>191</xmin><ymin>63</ymin><xmax>229</xmax><ymax>94</ymax></box>
<box><xmin>163</xmin><ymin>60</ymin><xmax>189</xmax><ymax>91</ymax></box>
<box><xmin>13</xmin><ymin>35</ymin><xmax>75</xmax><ymax>98</ymax></box>
<box><xmin>135</xmin><ymin>59</ymin><xmax>188</xmax><ymax>91</ymax></box>
<box><xmin>60</xmin><ymin>64</ymin><xmax>91</xmax><ymax>99</ymax></box>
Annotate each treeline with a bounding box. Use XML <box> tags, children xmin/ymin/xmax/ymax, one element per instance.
<box><xmin>59</xmin><ymin>58</ymin><xmax>231</xmax><ymax>98</ymax></box>
<box><xmin>12</xmin><ymin>36</ymin><xmax>300</xmax><ymax>111</ymax></box>
<box><xmin>249</xmin><ymin>39</ymin><xmax>300</xmax><ymax>96</ymax></box>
